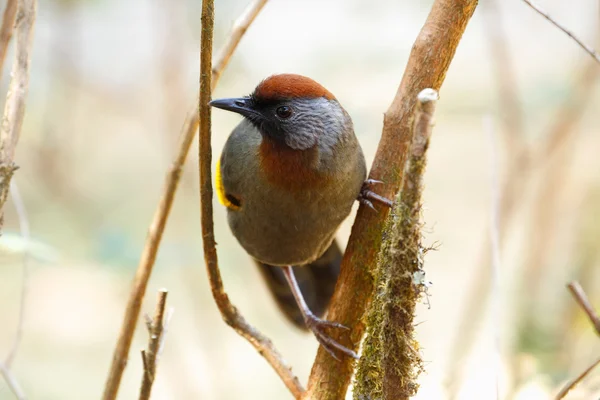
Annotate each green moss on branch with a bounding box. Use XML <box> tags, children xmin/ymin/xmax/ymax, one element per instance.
<box><xmin>354</xmin><ymin>89</ymin><xmax>438</xmax><ymax>400</ymax></box>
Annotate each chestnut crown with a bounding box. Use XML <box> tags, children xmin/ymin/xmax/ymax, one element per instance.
<box><xmin>210</xmin><ymin>74</ymin><xmax>350</xmax><ymax>151</ymax></box>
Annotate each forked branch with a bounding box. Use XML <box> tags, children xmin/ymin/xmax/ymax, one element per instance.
<box><xmin>138</xmin><ymin>289</ymin><xmax>172</xmax><ymax>400</ymax></box>
<box><xmin>101</xmin><ymin>1</ymin><xmax>271</xmax><ymax>399</ymax></box>
<box><xmin>304</xmin><ymin>1</ymin><xmax>478</xmax><ymax>398</ymax></box>
<box><xmin>197</xmin><ymin>0</ymin><xmax>303</xmax><ymax>398</ymax></box>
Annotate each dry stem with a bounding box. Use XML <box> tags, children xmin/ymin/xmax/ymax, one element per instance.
<box><xmin>567</xmin><ymin>282</ymin><xmax>600</xmax><ymax>336</ymax></box>
<box><xmin>554</xmin><ymin>282</ymin><xmax>600</xmax><ymax>399</ymax></box>
<box><xmin>304</xmin><ymin>2</ymin><xmax>478</xmax><ymax>398</ymax></box>
<box><xmin>101</xmin><ymin>1</ymin><xmax>269</xmax><ymax>398</ymax></box>
<box><xmin>0</xmin><ymin>0</ymin><xmax>36</xmax><ymax>232</ymax></box>
<box><xmin>197</xmin><ymin>0</ymin><xmax>303</xmax><ymax>398</ymax></box>
<box><xmin>522</xmin><ymin>0</ymin><xmax>600</xmax><ymax>64</ymax></box>
<box><xmin>138</xmin><ymin>289</ymin><xmax>169</xmax><ymax>400</ymax></box>
<box><xmin>354</xmin><ymin>89</ymin><xmax>438</xmax><ymax>400</ymax></box>
<box><xmin>0</xmin><ymin>0</ymin><xmax>17</xmax><ymax>75</ymax></box>
<box><xmin>555</xmin><ymin>357</ymin><xmax>600</xmax><ymax>400</ymax></box>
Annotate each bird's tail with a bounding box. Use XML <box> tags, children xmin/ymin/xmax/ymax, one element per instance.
<box><xmin>255</xmin><ymin>240</ymin><xmax>342</xmax><ymax>330</ymax></box>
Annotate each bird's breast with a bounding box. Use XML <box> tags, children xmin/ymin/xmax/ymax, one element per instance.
<box><xmin>258</xmin><ymin>139</ymin><xmax>328</xmax><ymax>192</ymax></box>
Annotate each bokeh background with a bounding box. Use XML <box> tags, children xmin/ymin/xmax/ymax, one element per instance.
<box><xmin>1</xmin><ymin>0</ymin><xmax>600</xmax><ymax>399</ymax></box>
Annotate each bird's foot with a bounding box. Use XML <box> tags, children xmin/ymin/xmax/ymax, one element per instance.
<box><xmin>304</xmin><ymin>313</ymin><xmax>358</xmax><ymax>360</ymax></box>
<box><xmin>358</xmin><ymin>179</ymin><xmax>393</xmax><ymax>210</ymax></box>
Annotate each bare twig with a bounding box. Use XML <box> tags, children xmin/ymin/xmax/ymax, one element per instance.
<box><xmin>0</xmin><ymin>363</ymin><xmax>25</xmax><ymax>400</ymax></box>
<box><xmin>567</xmin><ymin>281</ymin><xmax>600</xmax><ymax>336</ymax></box>
<box><xmin>212</xmin><ymin>0</ymin><xmax>268</xmax><ymax>84</ymax></box>
<box><xmin>101</xmin><ymin>1</ymin><xmax>270</xmax><ymax>398</ymax></box>
<box><xmin>554</xmin><ymin>282</ymin><xmax>600</xmax><ymax>399</ymax></box>
<box><xmin>305</xmin><ymin>2</ymin><xmax>478</xmax><ymax>398</ymax></box>
<box><xmin>138</xmin><ymin>289</ymin><xmax>169</xmax><ymax>400</ymax></box>
<box><xmin>0</xmin><ymin>0</ymin><xmax>36</xmax><ymax>232</ymax></box>
<box><xmin>0</xmin><ymin>0</ymin><xmax>18</xmax><ymax>75</ymax></box>
<box><xmin>555</xmin><ymin>357</ymin><xmax>600</xmax><ymax>399</ymax></box>
<box><xmin>521</xmin><ymin>0</ymin><xmax>600</xmax><ymax>64</ymax></box>
<box><xmin>197</xmin><ymin>0</ymin><xmax>303</xmax><ymax>398</ymax></box>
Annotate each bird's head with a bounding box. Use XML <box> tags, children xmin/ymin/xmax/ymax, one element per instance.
<box><xmin>210</xmin><ymin>74</ymin><xmax>351</xmax><ymax>151</ymax></box>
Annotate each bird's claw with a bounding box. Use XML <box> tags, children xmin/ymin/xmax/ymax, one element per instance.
<box><xmin>305</xmin><ymin>314</ymin><xmax>358</xmax><ymax>360</ymax></box>
<box><xmin>359</xmin><ymin>197</ymin><xmax>376</xmax><ymax>211</ymax></box>
<box><xmin>358</xmin><ymin>179</ymin><xmax>393</xmax><ymax>210</ymax></box>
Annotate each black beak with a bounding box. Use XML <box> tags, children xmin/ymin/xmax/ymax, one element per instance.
<box><xmin>209</xmin><ymin>97</ymin><xmax>256</xmax><ymax>118</ymax></box>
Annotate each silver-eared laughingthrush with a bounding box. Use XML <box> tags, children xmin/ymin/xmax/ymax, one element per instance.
<box><xmin>210</xmin><ymin>74</ymin><xmax>391</xmax><ymax>359</ymax></box>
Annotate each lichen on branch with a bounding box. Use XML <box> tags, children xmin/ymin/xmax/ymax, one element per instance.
<box><xmin>354</xmin><ymin>89</ymin><xmax>438</xmax><ymax>400</ymax></box>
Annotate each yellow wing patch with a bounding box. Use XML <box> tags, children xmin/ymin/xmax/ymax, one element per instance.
<box><xmin>216</xmin><ymin>157</ymin><xmax>241</xmax><ymax>211</ymax></box>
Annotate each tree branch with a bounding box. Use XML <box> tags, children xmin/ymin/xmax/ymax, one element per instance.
<box><xmin>138</xmin><ymin>289</ymin><xmax>170</xmax><ymax>400</ymax></box>
<box><xmin>197</xmin><ymin>0</ymin><xmax>303</xmax><ymax>397</ymax></box>
<box><xmin>304</xmin><ymin>1</ymin><xmax>478</xmax><ymax>398</ymax></box>
<box><xmin>554</xmin><ymin>282</ymin><xmax>600</xmax><ymax>399</ymax></box>
<box><xmin>0</xmin><ymin>0</ymin><xmax>36</xmax><ymax>233</ymax></box>
<box><xmin>354</xmin><ymin>89</ymin><xmax>438</xmax><ymax>400</ymax></box>
<box><xmin>101</xmin><ymin>1</ymin><xmax>270</xmax><ymax>398</ymax></box>
<box><xmin>0</xmin><ymin>0</ymin><xmax>18</xmax><ymax>76</ymax></box>
<box><xmin>567</xmin><ymin>281</ymin><xmax>600</xmax><ymax>336</ymax></box>
<box><xmin>521</xmin><ymin>0</ymin><xmax>600</xmax><ymax>64</ymax></box>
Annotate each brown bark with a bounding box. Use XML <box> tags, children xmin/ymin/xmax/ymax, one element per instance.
<box><xmin>197</xmin><ymin>0</ymin><xmax>304</xmax><ymax>397</ymax></box>
<box><xmin>304</xmin><ymin>1</ymin><xmax>478</xmax><ymax>398</ymax></box>
<box><xmin>101</xmin><ymin>1</ymin><xmax>271</xmax><ymax>398</ymax></box>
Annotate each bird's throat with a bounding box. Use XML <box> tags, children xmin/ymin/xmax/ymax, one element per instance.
<box><xmin>258</xmin><ymin>138</ymin><xmax>327</xmax><ymax>191</ymax></box>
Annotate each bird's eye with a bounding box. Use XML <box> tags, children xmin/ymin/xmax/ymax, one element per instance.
<box><xmin>276</xmin><ymin>106</ymin><xmax>292</xmax><ymax>119</ymax></box>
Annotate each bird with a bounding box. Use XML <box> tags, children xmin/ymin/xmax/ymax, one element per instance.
<box><xmin>210</xmin><ymin>73</ymin><xmax>391</xmax><ymax>359</ymax></box>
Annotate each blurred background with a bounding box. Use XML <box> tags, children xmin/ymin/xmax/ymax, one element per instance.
<box><xmin>0</xmin><ymin>0</ymin><xmax>599</xmax><ymax>398</ymax></box>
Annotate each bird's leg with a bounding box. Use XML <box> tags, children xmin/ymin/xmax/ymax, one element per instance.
<box><xmin>358</xmin><ymin>179</ymin><xmax>393</xmax><ymax>210</ymax></box>
<box><xmin>282</xmin><ymin>266</ymin><xmax>358</xmax><ymax>360</ymax></box>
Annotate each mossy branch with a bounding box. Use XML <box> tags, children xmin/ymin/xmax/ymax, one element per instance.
<box><xmin>304</xmin><ymin>2</ymin><xmax>477</xmax><ymax>398</ymax></box>
<box><xmin>354</xmin><ymin>89</ymin><xmax>438</xmax><ymax>400</ymax></box>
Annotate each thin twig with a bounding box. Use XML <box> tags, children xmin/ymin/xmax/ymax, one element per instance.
<box><xmin>197</xmin><ymin>0</ymin><xmax>304</xmax><ymax>398</ymax></box>
<box><xmin>0</xmin><ymin>363</ymin><xmax>25</xmax><ymax>400</ymax></box>
<box><xmin>0</xmin><ymin>0</ymin><xmax>18</xmax><ymax>75</ymax></box>
<box><xmin>4</xmin><ymin>180</ymin><xmax>29</xmax><ymax>368</ymax></box>
<box><xmin>305</xmin><ymin>1</ymin><xmax>478</xmax><ymax>398</ymax></box>
<box><xmin>567</xmin><ymin>281</ymin><xmax>600</xmax><ymax>336</ymax></box>
<box><xmin>555</xmin><ymin>357</ymin><xmax>600</xmax><ymax>399</ymax></box>
<box><xmin>521</xmin><ymin>0</ymin><xmax>600</xmax><ymax>64</ymax></box>
<box><xmin>554</xmin><ymin>282</ymin><xmax>600</xmax><ymax>399</ymax></box>
<box><xmin>212</xmin><ymin>0</ymin><xmax>268</xmax><ymax>85</ymax></box>
<box><xmin>138</xmin><ymin>289</ymin><xmax>169</xmax><ymax>400</ymax></box>
<box><xmin>101</xmin><ymin>1</ymin><xmax>270</xmax><ymax>398</ymax></box>
<box><xmin>0</xmin><ymin>0</ymin><xmax>37</xmax><ymax>231</ymax></box>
